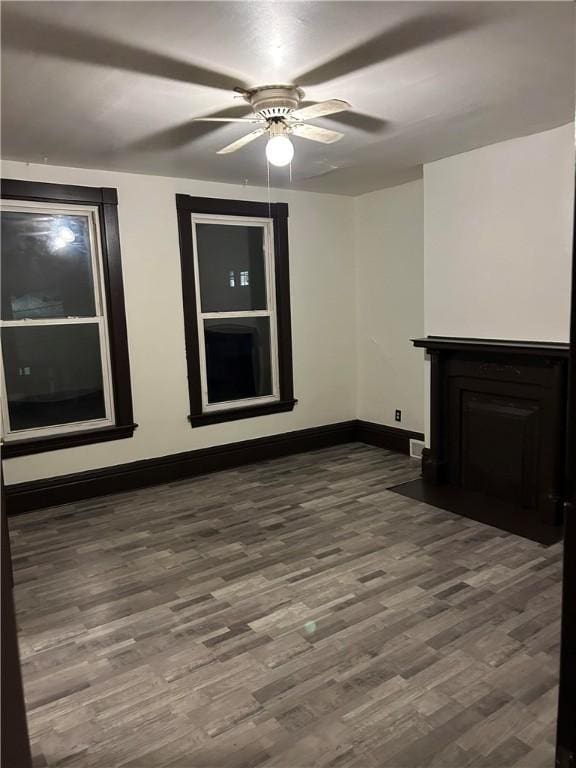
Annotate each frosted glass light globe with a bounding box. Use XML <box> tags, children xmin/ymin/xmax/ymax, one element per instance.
<box><xmin>265</xmin><ymin>135</ymin><xmax>294</xmax><ymax>167</ymax></box>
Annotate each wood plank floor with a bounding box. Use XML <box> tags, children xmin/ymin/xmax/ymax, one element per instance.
<box><xmin>9</xmin><ymin>444</ymin><xmax>562</xmax><ymax>768</ymax></box>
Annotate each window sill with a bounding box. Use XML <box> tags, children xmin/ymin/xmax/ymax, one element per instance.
<box><xmin>2</xmin><ymin>423</ymin><xmax>138</xmax><ymax>458</ymax></box>
<box><xmin>189</xmin><ymin>399</ymin><xmax>297</xmax><ymax>427</ymax></box>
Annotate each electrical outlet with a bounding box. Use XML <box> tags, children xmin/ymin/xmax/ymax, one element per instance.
<box><xmin>395</xmin><ymin>409</ymin><xmax>402</xmax><ymax>422</ymax></box>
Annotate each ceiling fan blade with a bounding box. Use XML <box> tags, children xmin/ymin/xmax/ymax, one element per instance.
<box><xmin>1</xmin><ymin>10</ymin><xmax>247</xmax><ymax>91</ymax></box>
<box><xmin>291</xmin><ymin>100</ymin><xmax>351</xmax><ymax>121</ymax></box>
<box><xmin>217</xmin><ymin>128</ymin><xmax>266</xmax><ymax>155</ymax></box>
<box><xmin>297</xmin><ymin>12</ymin><xmax>478</xmax><ymax>86</ymax></box>
<box><xmin>128</xmin><ymin>106</ymin><xmax>253</xmax><ymax>151</ymax></box>
<box><xmin>291</xmin><ymin>124</ymin><xmax>344</xmax><ymax>144</ymax></box>
<box><xmin>191</xmin><ymin>117</ymin><xmax>263</xmax><ymax>123</ymax></box>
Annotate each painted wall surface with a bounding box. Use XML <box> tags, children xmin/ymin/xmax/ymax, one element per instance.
<box><xmin>424</xmin><ymin>123</ymin><xmax>575</xmax><ymax>342</ymax></box>
<box><xmin>355</xmin><ymin>181</ymin><xmax>425</xmax><ymax>433</ymax></box>
<box><xmin>1</xmin><ymin>160</ymin><xmax>356</xmax><ymax>484</ymax></box>
<box><xmin>3</xmin><ymin>123</ymin><xmax>573</xmax><ymax>481</ymax></box>
<box><xmin>421</xmin><ymin>122</ymin><xmax>575</xmax><ymax>444</ymax></box>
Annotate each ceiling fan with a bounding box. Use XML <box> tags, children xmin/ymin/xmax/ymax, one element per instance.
<box><xmin>190</xmin><ymin>85</ymin><xmax>351</xmax><ymax>167</ymax></box>
<box><xmin>2</xmin><ymin>7</ymin><xmax>478</xmax><ymax>174</ymax></box>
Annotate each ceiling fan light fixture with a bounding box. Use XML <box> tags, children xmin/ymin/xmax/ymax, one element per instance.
<box><xmin>205</xmin><ymin>85</ymin><xmax>351</xmax><ymax>159</ymax></box>
<box><xmin>265</xmin><ymin>134</ymin><xmax>294</xmax><ymax>167</ymax></box>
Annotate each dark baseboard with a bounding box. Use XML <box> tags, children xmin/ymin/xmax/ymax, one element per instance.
<box><xmin>4</xmin><ymin>420</ymin><xmax>422</xmax><ymax>515</ymax></box>
<box><xmin>5</xmin><ymin>421</ymin><xmax>356</xmax><ymax>514</ymax></box>
<box><xmin>356</xmin><ymin>421</ymin><xmax>424</xmax><ymax>455</ymax></box>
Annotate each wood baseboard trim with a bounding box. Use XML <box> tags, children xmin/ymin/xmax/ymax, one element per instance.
<box><xmin>5</xmin><ymin>421</ymin><xmax>356</xmax><ymax>514</ymax></box>
<box><xmin>356</xmin><ymin>421</ymin><xmax>425</xmax><ymax>455</ymax></box>
<box><xmin>4</xmin><ymin>420</ymin><xmax>422</xmax><ymax>514</ymax></box>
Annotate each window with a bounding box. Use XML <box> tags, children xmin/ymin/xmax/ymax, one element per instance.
<box><xmin>176</xmin><ymin>195</ymin><xmax>296</xmax><ymax>426</ymax></box>
<box><xmin>1</xmin><ymin>179</ymin><xmax>136</xmax><ymax>456</ymax></box>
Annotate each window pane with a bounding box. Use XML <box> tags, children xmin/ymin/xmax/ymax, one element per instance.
<box><xmin>204</xmin><ymin>317</ymin><xmax>272</xmax><ymax>403</ymax></box>
<box><xmin>196</xmin><ymin>223</ymin><xmax>267</xmax><ymax>312</ymax></box>
<box><xmin>2</xmin><ymin>324</ymin><xmax>106</xmax><ymax>431</ymax></box>
<box><xmin>1</xmin><ymin>211</ymin><xmax>96</xmax><ymax>320</ymax></box>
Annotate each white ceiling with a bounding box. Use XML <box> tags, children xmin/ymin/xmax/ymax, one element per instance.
<box><xmin>1</xmin><ymin>1</ymin><xmax>574</xmax><ymax>196</ymax></box>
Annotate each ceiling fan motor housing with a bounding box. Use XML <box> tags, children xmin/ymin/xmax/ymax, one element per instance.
<box><xmin>244</xmin><ymin>85</ymin><xmax>304</xmax><ymax>120</ymax></box>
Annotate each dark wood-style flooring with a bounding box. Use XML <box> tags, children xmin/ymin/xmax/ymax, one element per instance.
<box><xmin>9</xmin><ymin>444</ymin><xmax>561</xmax><ymax>767</ymax></box>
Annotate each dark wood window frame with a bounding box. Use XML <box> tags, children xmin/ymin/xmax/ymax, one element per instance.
<box><xmin>1</xmin><ymin>178</ymin><xmax>137</xmax><ymax>457</ymax></box>
<box><xmin>176</xmin><ymin>195</ymin><xmax>296</xmax><ymax>427</ymax></box>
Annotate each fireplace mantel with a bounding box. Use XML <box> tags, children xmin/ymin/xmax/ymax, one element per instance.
<box><xmin>412</xmin><ymin>335</ymin><xmax>568</xmax><ymax>536</ymax></box>
<box><xmin>412</xmin><ymin>336</ymin><xmax>569</xmax><ymax>358</ymax></box>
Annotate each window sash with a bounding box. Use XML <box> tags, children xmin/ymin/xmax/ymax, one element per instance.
<box><xmin>200</xmin><ymin>310</ymin><xmax>272</xmax><ymax>320</ymax></box>
<box><xmin>191</xmin><ymin>213</ymin><xmax>280</xmax><ymax>412</ymax></box>
<box><xmin>0</xmin><ymin>200</ymin><xmax>116</xmax><ymax>439</ymax></box>
<box><xmin>1</xmin><ymin>200</ymin><xmax>107</xmax><ymax>317</ymax></box>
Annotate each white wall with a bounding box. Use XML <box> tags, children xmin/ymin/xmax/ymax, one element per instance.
<box><xmin>424</xmin><ymin>123</ymin><xmax>575</xmax><ymax>342</ymax></box>
<box><xmin>355</xmin><ymin>181</ymin><xmax>424</xmax><ymax>433</ymax></box>
<box><xmin>4</xmin><ymin>123</ymin><xmax>573</xmax><ymax>481</ymax></box>
<box><xmin>422</xmin><ymin>122</ymin><xmax>575</xmax><ymax>444</ymax></box>
<box><xmin>1</xmin><ymin>160</ymin><xmax>356</xmax><ymax>484</ymax></box>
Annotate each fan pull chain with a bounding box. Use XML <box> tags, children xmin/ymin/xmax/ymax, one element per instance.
<box><xmin>266</xmin><ymin>157</ymin><xmax>272</xmax><ymax>219</ymax></box>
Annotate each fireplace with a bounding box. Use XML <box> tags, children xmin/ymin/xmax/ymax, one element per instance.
<box><xmin>405</xmin><ymin>337</ymin><xmax>569</xmax><ymax>540</ymax></box>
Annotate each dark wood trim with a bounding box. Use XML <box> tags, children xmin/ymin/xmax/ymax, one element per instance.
<box><xmin>99</xmin><ymin>198</ymin><xmax>134</xmax><ymax>427</ymax></box>
<box><xmin>176</xmin><ymin>195</ymin><xmax>289</xmax><ymax>221</ymax></box>
<box><xmin>2</xmin><ymin>423</ymin><xmax>137</xmax><ymax>458</ymax></box>
<box><xmin>422</xmin><ymin>349</ymin><xmax>447</xmax><ymax>484</ymax></box>
<box><xmin>1</xmin><ymin>472</ymin><xmax>33</xmax><ymax>768</ymax></box>
<box><xmin>1</xmin><ymin>178</ymin><xmax>136</xmax><ymax>455</ymax></box>
<box><xmin>556</xmin><ymin>170</ymin><xmax>576</xmax><ymax>764</ymax></box>
<box><xmin>189</xmin><ymin>399</ymin><xmax>297</xmax><ymax>427</ymax></box>
<box><xmin>272</xmin><ymin>205</ymin><xmax>295</xmax><ymax>403</ymax></box>
<box><xmin>413</xmin><ymin>336</ymin><xmax>569</xmax><ymax>358</ymax></box>
<box><xmin>3</xmin><ymin>420</ymin><xmax>421</xmax><ymax>514</ymax></box>
<box><xmin>176</xmin><ymin>204</ymin><xmax>203</xmax><ymax>417</ymax></box>
<box><xmin>176</xmin><ymin>194</ymin><xmax>295</xmax><ymax>427</ymax></box>
<box><xmin>414</xmin><ymin>336</ymin><xmax>568</xmax><ymax>531</ymax></box>
<box><xmin>1</xmin><ymin>178</ymin><xmax>116</xmax><ymax>206</ymax></box>
<box><xmin>356</xmin><ymin>421</ymin><xmax>424</xmax><ymax>456</ymax></box>
<box><xmin>5</xmin><ymin>421</ymin><xmax>358</xmax><ymax>514</ymax></box>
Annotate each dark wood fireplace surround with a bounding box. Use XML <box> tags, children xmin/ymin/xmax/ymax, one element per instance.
<box><xmin>409</xmin><ymin>337</ymin><xmax>569</xmax><ymax>540</ymax></box>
